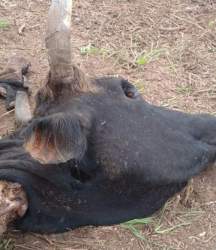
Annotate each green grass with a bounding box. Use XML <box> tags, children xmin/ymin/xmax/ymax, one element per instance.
<box><xmin>122</xmin><ymin>215</ymin><xmax>191</xmax><ymax>241</ymax></box>
<box><xmin>80</xmin><ymin>44</ymin><xmax>108</xmax><ymax>56</ymax></box>
<box><xmin>208</xmin><ymin>20</ymin><xmax>216</xmax><ymax>28</ymax></box>
<box><xmin>0</xmin><ymin>20</ymin><xmax>9</xmax><ymax>29</ymax></box>
<box><xmin>136</xmin><ymin>48</ymin><xmax>166</xmax><ymax>66</ymax></box>
<box><xmin>154</xmin><ymin>209</ymin><xmax>203</xmax><ymax>234</ymax></box>
<box><xmin>121</xmin><ymin>217</ymin><xmax>153</xmax><ymax>241</ymax></box>
<box><xmin>122</xmin><ymin>201</ymin><xmax>204</xmax><ymax>241</ymax></box>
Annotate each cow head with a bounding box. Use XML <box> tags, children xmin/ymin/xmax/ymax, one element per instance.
<box><xmin>22</xmin><ymin>0</ymin><xmax>139</xmax><ymax>165</ymax></box>
<box><xmin>1</xmin><ymin>0</ymin><xmax>209</xmax><ymax>235</ymax></box>
<box><xmin>15</xmin><ymin>0</ymin><xmax>89</xmax><ymax>164</ymax></box>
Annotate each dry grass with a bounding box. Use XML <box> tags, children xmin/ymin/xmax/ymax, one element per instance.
<box><xmin>0</xmin><ymin>0</ymin><xmax>216</xmax><ymax>249</ymax></box>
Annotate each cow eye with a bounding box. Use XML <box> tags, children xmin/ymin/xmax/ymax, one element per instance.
<box><xmin>125</xmin><ymin>91</ymin><xmax>136</xmax><ymax>98</ymax></box>
<box><xmin>121</xmin><ymin>80</ymin><xmax>140</xmax><ymax>99</ymax></box>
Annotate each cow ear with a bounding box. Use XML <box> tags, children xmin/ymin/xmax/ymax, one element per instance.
<box><xmin>24</xmin><ymin>113</ymin><xmax>87</xmax><ymax>164</ymax></box>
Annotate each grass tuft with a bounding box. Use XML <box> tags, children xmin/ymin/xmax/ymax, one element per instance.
<box><xmin>0</xmin><ymin>20</ymin><xmax>9</xmax><ymax>29</ymax></box>
<box><xmin>136</xmin><ymin>48</ymin><xmax>166</xmax><ymax>66</ymax></box>
<box><xmin>122</xmin><ymin>198</ymin><xmax>204</xmax><ymax>241</ymax></box>
<box><xmin>208</xmin><ymin>20</ymin><xmax>216</xmax><ymax>28</ymax></box>
<box><xmin>80</xmin><ymin>44</ymin><xmax>108</xmax><ymax>56</ymax></box>
<box><xmin>122</xmin><ymin>217</ymin><xmax>153</xmax><ymax>241</ymax></box>
<box><xmin>0</xmin><ymin>239</ymin><xmax>14</xmax><ymax>250</ymax></box>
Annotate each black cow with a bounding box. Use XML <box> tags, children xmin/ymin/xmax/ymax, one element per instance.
<box><xmin>0</xmin><ymin>0</ymin><xmax>215</xmax><ymax>234</ymax></box>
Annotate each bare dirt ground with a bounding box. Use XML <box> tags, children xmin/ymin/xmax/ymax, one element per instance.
<box><xmin>0</xmin><ymin>0</ymin><xmax>216</xmax><ymax>249</ymax></box>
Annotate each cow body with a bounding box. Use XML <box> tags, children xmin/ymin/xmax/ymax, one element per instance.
<box><xmin>0</xmin><ymin>77</ymin><xmax>216</xmax><ymax>233</ymax></box>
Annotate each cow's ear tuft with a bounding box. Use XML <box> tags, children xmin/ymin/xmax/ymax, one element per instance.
<box><xmin>24</xmin><ymin>113</ymin><xmax>87</xmax><ymax>164</ymax></box>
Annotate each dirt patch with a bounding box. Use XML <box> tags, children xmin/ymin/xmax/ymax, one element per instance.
<box><xmin>0</xmin><ymin>0</ymin><xmax>216</xmax><ymax>249</ymax></box>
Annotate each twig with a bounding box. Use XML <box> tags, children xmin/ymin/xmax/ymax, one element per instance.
<box><xmin>18</xmin><ymin>23</ymin><xmax>26</xmax><ymax>35</ymax></box>
<box><xmin>171</xmin><ymin>14</ymin><xmax>205</xmax><ymax>31</ymax></box>
<box><xmin>14</xmin><ymin>245</ymin><xmax>39</xmax><ymax>250</ymax></box>
<box><xmin>159</xmin><ymin>26</ymin><xmax>185</xmax><ymax>32</ymax></box>
<box><xmin>31</xmin><ymin>233</ymin><xmax>54</xmax><ymax>245</ymax></box>
<box><xmin>0</xmin><ymin>109</ymin><xmax>14</xmax><ymax>119</ymax></box>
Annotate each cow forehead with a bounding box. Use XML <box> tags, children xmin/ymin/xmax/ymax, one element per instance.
<box><xmin>34</xmin><ymin>77</ymin><xmax>132</xmax><ymax>117</ymax></box>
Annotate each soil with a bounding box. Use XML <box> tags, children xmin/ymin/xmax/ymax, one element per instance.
<box><xmin>0</xmin><ymin>0</ymin><xmax>216</xmax><ymax>249</ymax></box>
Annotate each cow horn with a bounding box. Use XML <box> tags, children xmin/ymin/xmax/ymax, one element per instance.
<box><xmin>45</xmin><ymin>0</ymin><xmax>73</xmax><ymax>83</ymax></box>
<box><xmin>15</xmin><ymin>91</ymin><xmax>32</xmax><ymax>126</ymax></box>
<box><xmin>0</xmin><ymin>56</ymin><xmax>32</xmax><ymax>125</ymax></box>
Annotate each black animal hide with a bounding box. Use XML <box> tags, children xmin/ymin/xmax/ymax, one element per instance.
<box><xmin>0</xmin><ymin>77</ymin><xmax>215</xmax><ymax>233</ymax></box>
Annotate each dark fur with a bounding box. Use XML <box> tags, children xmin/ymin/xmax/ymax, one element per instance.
<box><xmin>0</xmin><ymin>77</ymin><xmax>216</xmax><ymax>233</ymax></box>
